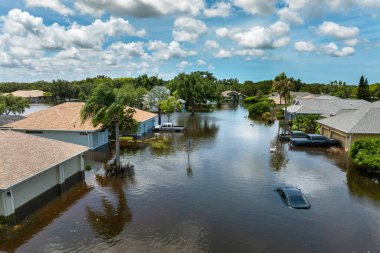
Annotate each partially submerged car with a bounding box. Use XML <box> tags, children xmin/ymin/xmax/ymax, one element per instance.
<box><xmin>289</xmin><ymin>134</ymin><xmax>341</xmax><ymax>148</ymax></box>
<box><xmin>279</xmin><ymin>130</ymin><xmax>307</xmax><ymax>141</ymax></box>
<box><xmin>275</xmin><ymin>187</ymin><xmax>311</xmax><ymax>209</ymax></box>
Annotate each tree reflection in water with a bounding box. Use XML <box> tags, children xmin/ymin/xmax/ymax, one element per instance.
<box><xmin>177</xmin><ymin>114</ymin><xmax>219</xmax><ymax>140</ymax></box>
<box><xmin>269</xmin><ymin>137</ymin><xmax>289</xmax><ymax>171</ymax></box>
<box><xmin>86</xmin><ymin>169</ymin><xmax>135</xmax><ymax>241</ymax></box>
<box><xmin>346</xmin><ymin>168</ymin><xmax>380</xmax><ymax>207</ymax></box>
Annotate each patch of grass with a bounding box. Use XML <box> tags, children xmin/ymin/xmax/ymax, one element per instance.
<box><xmin>150</xmin><ymin>137</ymin><xmax>170</xmax><ymax>150</ymax></box>
<box><xmin>120</xmin><ymin>136</ymin><xmax>134</xmax><ymax>141</ymax></box>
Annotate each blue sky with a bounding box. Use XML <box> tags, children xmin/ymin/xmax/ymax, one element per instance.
<box><xmin>0</xmin><ymin>0</ymin><xmax>379</xmax><ymax>84</ymax></box>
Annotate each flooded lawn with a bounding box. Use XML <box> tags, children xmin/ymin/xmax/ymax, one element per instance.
<box><xmin>2</xmin><ymin>104</ymin><xmax>380</xmax><ymax>252</ymax></box>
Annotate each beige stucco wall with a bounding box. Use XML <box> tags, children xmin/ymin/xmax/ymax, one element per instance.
<box><xmin>320</xmin><ymin>125</ymin><xmax>380</xmax><ymax>150</ymax></box>
<box><xmin>351</xmin><ymin>134</ymin><xmax>380</xmax><ymax>146</ymax></box>
<box><xmin>13</xmin><ymin>165</ymin><xmax>60</xmax><ymax>209</ymax></box>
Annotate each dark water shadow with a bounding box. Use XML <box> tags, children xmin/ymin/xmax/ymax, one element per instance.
<box><xmin>86</xmin><ymin>171</ymin><xmax>135</xmax><ymax>243</ymax></box>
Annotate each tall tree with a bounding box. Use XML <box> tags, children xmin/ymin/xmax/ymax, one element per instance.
<box><xmin>0</xmin><ymin>95</ymin><xmax>30</xmax><ymax>115</ymax></box>
<box><xmin>272</xmin><ymin>73</ymin><xmax>294</xmax><ymax>132</ymax></box>
<box><xmin>173</xmin><ymin>72</ymin><xmax>217</xmax><ymax>116</ymax></box>
<box><xmin>160</xmin><ymin>92</ymin><xmax>182</xmax><ymax>122</ymax></box>
<box><xmin>357</xmin><ymin>75</ymin><xmax>371</xmax><ymax>101</ymax></box>
<box><xmin>80</xmin><ymin>83</ymin><xmax>137</xmax><ymax>170</ymax></box>
<box><xmin>143</xmin><ymin>86</ymin><xmax>170</xmax><ymax>125</ymax></box>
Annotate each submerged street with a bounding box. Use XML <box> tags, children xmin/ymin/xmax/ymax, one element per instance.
<box><xmin>1</xmin><ymin>104</ymin><xmax>380</xmax><ymax>253</ymax></box>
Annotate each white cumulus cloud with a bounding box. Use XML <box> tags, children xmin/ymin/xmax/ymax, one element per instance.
<box><xmin>213</xmin><ymin>49</ymin><xmax>232</xmax><ymax>58</ymax></box>
<box><xmin>216</xmin><ymin>21</ymin><xmax>291</xmax><ymax>49</ymax></box>
<box><xmin>147</xmin><ymin>40</ymin><xmax>197</xmax><ymax>61</ymax></box>
<box><xmin>294</xmin><ymin>41</ymin><xmax>316</xmax><ymax>52</ymax></box>
<box><xmin>173</xmin><ymin>17</ymin><xmax>207</xmax><ymax>43</ymax></box>
<box><xmin>317</xmin><ymin>21</ymin><xmax>359</xmax><ymax>39</ymax></box>
<box><xmin>204</xmin><ymin>2</ymin><xmax>231</xmax><ymax>17</ymax></box>
<box><xmin>74</xmin><ymin>0</ymin><xmax>205</xmax><ymax>17</ymax></box>
<box><xmin>177</xmin><ymin>60</ymin><xmax>192</xmax><ymax>69</ymax></box>
<box><xmin>321</xmin><ymin>42</ymin><xmax>355</xmax><ymax>57</ymax></box>
<box><xmin>205</xmin><ymin>40</ymin><xmax>220</xmax><ymax>49</ymax></box>
<box><xmin>233</xmin><ymin>0</ymin><xmax>276</xmax><ymax>15</ymax></box>
<box><xmin>25</xmin><ymin>0</ymin><xmax>74</xmax><ymax>16</ymax></box>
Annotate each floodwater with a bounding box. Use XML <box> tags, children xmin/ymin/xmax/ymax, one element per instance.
<box><xmin>2</xmin><ymin>104</ymin><xmax>380</xmax><ymax>253</ymax></box>
<box><xmin>21</xmin><ymin>104</ymin><xmax>51</xmax><ymax>115</ymax></box>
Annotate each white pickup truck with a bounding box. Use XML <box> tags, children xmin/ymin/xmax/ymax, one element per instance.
<box><xmin>154</xmin><ymin>123</ymin><xmax>185</xmax><ymax>132</ymax></box>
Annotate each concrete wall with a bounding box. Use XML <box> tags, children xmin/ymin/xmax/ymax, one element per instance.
<box><xmin>15</xmin><ymin>129</ymin><xmax>109</xmax><ymax>150</ymax></box>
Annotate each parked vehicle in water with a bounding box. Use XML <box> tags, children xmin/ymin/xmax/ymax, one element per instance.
<box><xmin>154</xmin><ymin>123</ymin><xmax>185</xmax><ymax>132</ymax></box>
<box><xmin>275</xmin><ymin>187</ymin><xmax>311</xmax><ymax>209</ymax></box>
<box><xmin>279</xmin><ymin>130</ymin><xmax>307</xmax><ymax>141</ymax></box>
<box><xmin>289</xmin><ymin>134</ymin><xmax>341</xmax><ymax>148</ymax></box>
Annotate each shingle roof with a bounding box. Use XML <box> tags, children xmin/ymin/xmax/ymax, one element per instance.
<box><xmin>0</xmin><ymin>130</ymin><xmax>88</xmax><ymax>190</ymax></box>
<box><xmin>0</xmin><ymin>115</ymin><xmax>25</xmax><ymax>126</ymax></box>
<box><xmin>4</xmin><ymin>102</ymin><xmax>102</xmax><ymax>131</ymax></box>
<box><xmin>318</xmin><ymin>101</ymin><xmax>380</xmax><ymax>134</ymax></box>
<box><xmin>5</xmin><ymin>90</ymin><xmax>45</xmax><ymax>98</ymax></box>
<box><xmin>126</xmin><ymin>107</ymin><xmax>157</xmax><ymax>122</ymax></box>
<box><xmin>287</xmin><ymin>98</ymin><xmax>370</xmax><ymax>116</ymax></box>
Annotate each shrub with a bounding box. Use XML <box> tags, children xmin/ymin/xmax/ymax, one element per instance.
<box><xmin>350</xmin><ymin>138</ymin><xmax>380</xmax><ymax>170</ymax></box>
<box><xmin>248</xmin><ymin>101</ymin><xmax>272</xmax><ymax>117</ymax></box>
<box><xmin>85</xmin><ymin>164</ymin><xmax>92</xmax><ymax>171</ymax></box>
<box><xmin>244</xmin><ymin>96</ymin><xmax>259</xmax><ymax>104</ymax></box>
<box><xmin>275</xmin><ymin>111</ymin><xmax>284</xmax><ymax>120</ymax></box>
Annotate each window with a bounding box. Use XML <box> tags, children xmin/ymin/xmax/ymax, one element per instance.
<box><xmin>26</xmin><ymin>130</ymin><xmax>43</xmax><ymax>134</ymax></box>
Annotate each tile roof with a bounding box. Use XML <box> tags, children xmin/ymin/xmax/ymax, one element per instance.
<box><xmin>0</xmin><ymin>130</ymin><xmax>88</xmax><ymax>190</ymax></box>
<box><xmin>4</xmin><ymin>102</ymin><xmax>102</xmax><ymax>131</ymax></box>
<box><xmin>5</xmin><ymin>90</ymin><xmax>45</xmax><ymax>98</ymax></box>
<box><xmin>126</xmin><ymin>107</ymin><xmax>157</xmax><ymax>122</ymax></box>
<box><xmin>318</xmin><ymin>101</ymin><xmax>380</xmax><ymax>134</ymax></box>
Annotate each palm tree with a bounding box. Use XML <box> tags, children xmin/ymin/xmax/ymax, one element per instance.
<box><xmin>81</xmin><ymin>83</ymin><xmax>136</xmax><ymax>169</ymax></box>
<box><xmin>272</xmin><ymin>73</ymin><xmax>294</xmax><ymax>132</ymax></box>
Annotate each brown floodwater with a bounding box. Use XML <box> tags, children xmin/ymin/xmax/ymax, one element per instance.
<box><xmin>1</xmin><ymin>104</ymin><xmax>380</xmax><ymax>253</ymax></box>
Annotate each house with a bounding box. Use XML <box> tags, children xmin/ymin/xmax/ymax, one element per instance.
<box><xmin>3</xmin><ymin>90</ymin><xmax>49</xmax><ymax>103</ymax></box>
<box><xmin>3</xmin><ymin>102</ymin><xmax>109</xmax><ymax>150</ymax></box>
<box><xmin>0</xmin><ymin>115</ymin><xmax>25</xmax><ymax>127</ymax></box>
<box><xmin>285</xmin><ymin>96</ymin><xmax>370</xmax><ymax>120</ymax></box>
<box><xmin>318</xmin><ymin>101</ymin><xmax>380</xmax><ymax>151</ymax></box>
<box><xmin>0</xmin><ymin>130</ymin><xmax>88</xmax><ymax>221</ymax></box>
<box><xmin>221</xmin><ymin>90</ymin><xmax>246</xmax><ymax>102</ymax></box>
<box><xmin>126</xmin><ymin>107</ymin><xmax>157</xmax><ymax>137</ymax></box>
<box><xmin>269</xmin><ymin>91</ymin><xmax>313</xmax><ymax>105</ymax></box>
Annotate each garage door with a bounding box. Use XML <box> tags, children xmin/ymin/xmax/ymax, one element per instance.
<box><xmin>331</xmin><ymin>131</ymin><xmax>347</xmax><ymax>148</ymax></box>
<box><xmin>321</xmin><ymin>127</ymin><xmax>329</xmax><ymax>137</ymax></box>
